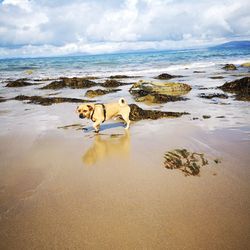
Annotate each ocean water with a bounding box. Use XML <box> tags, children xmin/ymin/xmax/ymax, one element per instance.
<box><xmin>0</xmin><ymin>47</ymin><xmax>249</xmax><ymax>79</ymax></box>
<box><xmin>0</xmin><ymin>46</ymin><xmax>250</xmax><ymax>135</ymax></box>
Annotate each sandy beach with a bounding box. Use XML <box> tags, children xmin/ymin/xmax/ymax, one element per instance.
<box><xmin>0</xmin><ymin>57</ymin><xmax>250</xmax><ymax>249</ymax></box>
<box><xmin>0</xmin><ymin>115</ymin><xmax>249</xmax><ymax>249</ymax></box>
<box><xmin>1</xmin><ymin>0</ymin><xmax>250</xmax><ymax>247</ymax></box>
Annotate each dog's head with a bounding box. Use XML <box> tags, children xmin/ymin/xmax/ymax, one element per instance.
<box><xmin>76</xmin><ymin>104</ymin><xmax>94</xmax><ymax>119</ymax></box>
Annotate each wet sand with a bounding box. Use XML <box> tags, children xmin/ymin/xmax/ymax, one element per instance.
<box><xmin>0</xmin><ymin>62</ymin><xmax>250</xmax><ymax>249</ymax></box>
<box><xmin>0</xmin><ymin>111</ymin><xmax>249</xmax><ymax>249</ymax></box>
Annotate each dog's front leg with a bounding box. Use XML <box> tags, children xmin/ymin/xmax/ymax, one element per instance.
<box><xmin>93</xmin><ymin>121</ymin><xmax>101</xmax><ymax>133</ymax></box>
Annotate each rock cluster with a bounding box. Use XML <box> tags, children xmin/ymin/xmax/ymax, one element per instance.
<box><xmin>219</xmin><ymin>77</ymin><xmax>250</xmax><ymax>101</ymax></box>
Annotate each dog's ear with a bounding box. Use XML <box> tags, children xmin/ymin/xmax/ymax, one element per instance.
<box><xmin>87</xmin><ymin>105</ymin><xmax>93</xmax><ymax>111</ymax></box>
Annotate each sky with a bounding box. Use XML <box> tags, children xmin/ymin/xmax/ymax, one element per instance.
<box><xmin>0</xmin><ymin>0</ymin><xmax>249</xmax><ymax>58</ymax></box>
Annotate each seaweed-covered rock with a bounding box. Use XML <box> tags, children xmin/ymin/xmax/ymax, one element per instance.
<box><xmin>198</xmin><ymin>93</ymin><xmax>228</xmax><ymax>99</ymax></box>
<box><xmin>101</xmin><ymin>79</ymin><xmax>130</xmax><ymax>88</ymax></box>
<box><xmin>129</xmin><ymin>80</ymin><xmax>191</xmax><ymax>103</ymax></box>
<box><xmin>41</xmin><ymin>80</ymin><xmax>65</xmax><ymax>89</ymax></box>
<box><xmin>129</xmin><ymin>104</ymin><xmax>188</xmax><ymax>121</ymax></box>
<box><xmin>209</xmin><ymin>76</ymin><xmax>224</xmax><ymax>79</ymax></box>
<box><xmin>110</xmin><ymin>75</ymin><xmax>133</xmax><ymax>79</ymax></box>
<box><xmin>62</xmin><ymin>77</ymin><xmax>96</xmax><ymax>88</ymax></box>
<box><xmin>0</xmin><ymin>96</ymin><xmax>6</xmax><ymax>102</ymax></box>
<box><xmin>222</xmin><ymin>64</ymin><xmax>237</xmax><ymax>70</ymax></box>
<box><xmin>202</xmin><ymin>115</ymin><xmax>211</xmax><ymax>119</ymax></box>
<box><xmin>130</xmin><ymin>81</ymin><xmax>191</xmax><ymax>96</ymax></box>
<box><xmin>219</xmin><ymin>77</ymin><xmax>250</xmax><ymax>91</ymax></box>
<box><xmin>164</xmin><ymin>149</ymin><xmax>209</xmax><ymax>176</ymax></box>
<box><xmin>154</xmin><ymin>73</ymin><xmax>182</xmax><ymax>80</ymax></box>
<box><xmin>6</xmin><ymin>79</ymin><xmax>32</xmax><ymax>87</ymax></box>
<box><xmin>41</xmin><ymin>77</ymin><xmax>97</xmax><ymax>89</ymax></box>
<box><xmin>85</xmin><ymin>88</ymin><xmax>121</xmax><ymax>98</ymax></box>
<box><xmin>193</xmin><ymin>71</ymin><xmax>206</xmax><ymax>73</ymax></box>
<box><xmin>219</xmin><ymin>77</ymin><xmax>250</xmax><ymax>101</ymax></box>
<box><xmin>135</xmin><ymin>94</ymin><xmax>187</xmax><ymax>103</ymax></box>
<box><xmin>13</xmin><ymin>95</ymin><xmax>93</xmax><ymax>106</ymax></box>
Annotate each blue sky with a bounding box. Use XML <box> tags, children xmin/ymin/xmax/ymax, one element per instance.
<box><xmin>0</xmin><ymin>0</ymin><xmax>249</xmax><ymax>58</ymax></box>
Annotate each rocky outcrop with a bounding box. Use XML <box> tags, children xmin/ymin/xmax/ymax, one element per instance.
<box><xmin>13</xmin><ymin>95</ymin><xmax>93</xmax><ymax>106</ymax></box>
<box><xmin>129</xmin><ymin>104</ymin><xmax>188</xmax><ymax>121</ymax></box>
<box><xmin>109</xmin><ymin>75</ymin><xmax>135</xmax><ymax>79</ymax></box>
<box><xmin>222</xmin><ymin>64</ymin><xmax>237</xmax><ymax>70</ymax></box>
<box><xmin>240</xmin><ymin>62</ymin><xmax>250</xmax><ymax>68</ymax></box>
<box><xmin>85</xmin><ymin>88</ymin><xmax>121</xmax><ymax>98</ymax></box>
<box><xmin>40</xmin><ymin>80</ymin><xmax>65</xmax><ymax>89</ymax></box>
<box><xmin>209</xmin><ymin>76</ymin><xmax>224</xmax><ymax>79</ymax></box>
<box><xmin>0</xmin><ymin>96</ymin><xmax>6</xmax><ymax>102</ymax></box>
<box><xmin>219</xmin><ymin>77</ymin><xmax>250</xmax><ymax>101</ymax></box>
<box><xmin>202</xmin><ymin>115</ymin><xmax>211</xmax><ymax>119</ymax></box>
<box><xmin>101</xmin><ymin>79</ymin><xmax>131</xmax><ymax>88</ymax></box>
<box><xmin>198</xmin><ymin>93</ymin><xmax>228</xmax><ymax>99</ymax></box>
<box><xmin>135</xmin><ymin>94</ymin><xmax>187</xmax><ymax>103</ymax></box>
<box><xmin>193</xmin><ymin>71</ymin><xmax>206</xmax><ymax>73</ymax></box>
<box><xmin>5</xmin><ymin>79</ymin><xmax>32</xmax><ymax>87</ymax></box>
<box><xmin>164</xmin><ymin>149</ymin><xmax>209</xmax><ymax>176</ymax></box>
<box><xmin>41</xmin><ymin>77</ymin><xmax>97</xmax><ymax>89</ymax></box>
<box><xmin>129</xmin><ymin>80</ymin><xmax>191</xmax><ymax>103</ymax></box>
<box><xmin>154</xmin><ymin>73</ymin><xmax>182</xmax><ymax>80</ymax></box>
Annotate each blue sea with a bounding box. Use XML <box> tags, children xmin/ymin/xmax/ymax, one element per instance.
<box><xmin>0</xmin><ymin>47</ymin><xmax>249</xmax><ymax>79</ymax></box>
<box><xmin>0</xmin><ymin>45</ymin><xmax>250</xmax><ymax>135</ymax></box>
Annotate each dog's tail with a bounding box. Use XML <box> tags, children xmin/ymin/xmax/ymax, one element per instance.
<box><xmin>119</xmin><ymin>98</ymin><xmax>127</xmax><ymax>107</ymax></box>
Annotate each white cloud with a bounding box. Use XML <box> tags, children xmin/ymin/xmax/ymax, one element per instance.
<box><xmin>2</xmin><ymin>0</ymin><xmax>31</xmax><ymax>11</ymax></box>
<box><xmin>0</xmin><ymin>0</ymin><xmax>249</xmax><ymax>57</ymax></box>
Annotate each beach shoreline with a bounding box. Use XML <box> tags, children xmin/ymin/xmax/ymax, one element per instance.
<box><xmin>0</xmin><ymin>51</ymin><xmax>250</xmax><ymax>249</ymax></box>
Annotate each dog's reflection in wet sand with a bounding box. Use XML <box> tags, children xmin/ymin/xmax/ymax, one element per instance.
<box><xmin>82</xmin><ymin>131</ymin><xmax>130</xmax><ymax>166</ymax></box>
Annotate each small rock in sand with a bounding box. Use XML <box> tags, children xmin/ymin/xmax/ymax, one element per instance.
<box><xmin>202</xmin><ymin>115</ymin><xmax>211</xmax><ymax>119</ymax></box>
<box><xmin>198</xmin><ymin>93</ymin><xmax>228</xmax><ymax>99</ymax></box>
<box><xmin>222</xmin><ymin>64</ymin><xmax>237</xmax><ymax>70</ymax></box>
<box><xmin>109</xmin><ymin>75</ymin><xmax>136</xmax><ymax>79</ymax></box>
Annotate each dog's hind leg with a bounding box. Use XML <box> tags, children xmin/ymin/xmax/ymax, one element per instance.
<box><xmin>125</xmin><ymin>120</ymin><xmax>130</xmax><ymax>130</ymax></box>
<box><xmin>121</xmin><ymin>114</ymin><xmax>130</xmax><ymax>130</ymax></box>
<box><xmin>93</xmin><ymin>121</ymin><xmax>101</xmax><ymax>133</ymax></box>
